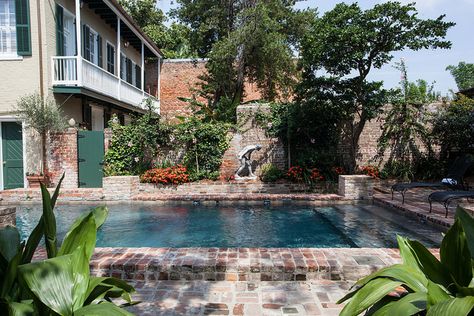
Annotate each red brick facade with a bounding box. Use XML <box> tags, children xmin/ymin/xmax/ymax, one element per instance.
<box><xmin>160</xmin><ymin>59</ymin><xmax>262</xmax><ymax>120</ymax></box>
<box><xmin>47</xmin><ymin>128</ymin><xmax>79</xmax><ymax>189</ymax></box>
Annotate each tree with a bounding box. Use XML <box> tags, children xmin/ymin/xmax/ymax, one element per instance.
<box><xmin>446</xmin><ymin>62</ymin><xmax>474</xmax><ymax>91</ymax></box>
<box><xmin>376</xmin><ymin>59</ymin><xmax>439</xmax><ymax>180</ymax></box>
<box><xmin>119</xmin><ymin>0</ymin><xmax>197</xmax><ymax>58</ymax></box>
<box><xmin>433</xmin><ymin>95</ymin><xmax>474</xmax><ymax>156</ymax></box>
<box><xmin>299</xmin><ymin>2</ymin><xmax>454</xmax><ymax>172</ymax></box>
<box><xmin>16</xmin><ymin>93</ymin><xmax>66</xmax><ymax>176</ymax></box>
<box><xmin>174</xmin><ymin>0</ymin><xmax>314</xmax><ymax>122</ymax></box>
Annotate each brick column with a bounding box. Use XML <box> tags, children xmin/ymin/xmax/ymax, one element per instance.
<box><xmin>338</xmin><ymin>175</ymin><xmax>373</xmax><ymax>200</ymax></box>
<box><xmin>103</xmin><ymin>176</ymin><xmax>139</xmax><ymax>200</ymax></box>
<box><xmin>0</xmin><ymin>207</ymin><xmax>16</xmax><ymax>227</ymax></box>
<box><xmin>104</xmin><ymin>128</ymin><xmax>113</xmax><ymax>152</ymax></box>
<box><xmin>47</xmin><ymin>128</ymin><xmax>78</xmax><ymax>188</ymax></box>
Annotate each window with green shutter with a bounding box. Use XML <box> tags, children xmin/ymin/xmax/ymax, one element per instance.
<box><xmin>106</xmin><ymin>42</ymin><xmax>115</xmax><ymax>74</ymax></box>
<box><xmin>97</xmin><ymin>35</ymin><xmax>102</xmax><ymax>67</ymax></box>
<box><xmin>135</xmin><ymin>64</ymin><xmax>141</xmax><ymax>89</ymax></box>
<box><xmin>126</xmin><ymin>57</ymin><xmax>132</xmax><ymax>84</ymax></box>
<box><xmin>55</xmin><ymin>4</ymin><xmax>64</xmax><ymax>56</ymax></box>
<box><xmin>15</xmin><ymin>0</ymin><xmax>31</xmax><ymax>56</ymax></box>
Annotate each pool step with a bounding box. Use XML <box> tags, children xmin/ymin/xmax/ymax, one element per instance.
<box><xmin>85</xmin><ymin>247</ymin><xmax>406</xmax><ymax>282</ymax></box>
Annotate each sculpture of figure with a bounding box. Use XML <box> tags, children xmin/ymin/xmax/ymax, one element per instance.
<box><xmin>235</xmin><ymin>144</ymin><xmax>262</xmax><ymax>179</ymax></box>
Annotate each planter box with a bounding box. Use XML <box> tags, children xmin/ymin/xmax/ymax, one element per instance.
<box><xmin>27</xmin><ymin>175</ymin><xmax>49</xmax><ymax>188</ymax></box>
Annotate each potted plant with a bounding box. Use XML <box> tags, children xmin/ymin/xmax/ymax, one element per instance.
<box><xmin>16</xmin><ymin>92</ymin><xmax>66</xmax><ymax>187</ymax></box>
<box><xmin>26</xmin><ymin>171</ymin><xmax>48</xmax><ymax>188</ymax></box>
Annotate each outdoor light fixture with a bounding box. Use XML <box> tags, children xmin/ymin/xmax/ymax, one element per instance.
<box><xmin>80</xmin><ymin>0</ymin><xmax>84</xmax><ymax>8</ymax></box>
<box><xmin>124</xmin><ymin>41</ymin><xmax>130</xmax><ymax>48</ymax></box>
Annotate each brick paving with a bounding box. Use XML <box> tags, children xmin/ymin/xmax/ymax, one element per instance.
<box><xmin>374</xmin><ymin>186</ymin><xmax>474</xmax><ymax>228</ymax></box>
<box><xmin>125</xmin><ymin>280</ymin><xmax>350</xmax><ymax>315</ymax></box>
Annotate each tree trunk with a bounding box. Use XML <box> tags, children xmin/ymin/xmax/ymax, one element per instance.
<box><xmin>41</xmin><ymin>132</ymin><xmax>48</xmax><ymax>177</ymax></box>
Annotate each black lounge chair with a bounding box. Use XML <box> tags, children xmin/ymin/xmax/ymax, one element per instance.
<box><xmin>429</xmin><ymin>191</ymin><xmax>474</xmax><ymax>218</ymax></box>
<box><xmin>391</xmin><ymin>154</ymin><xmax>473</xmax><ymax>203</ymax></box>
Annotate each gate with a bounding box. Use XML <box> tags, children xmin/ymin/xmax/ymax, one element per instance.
<box><xmin>77</xmin><ymin>130</ymin><xmax>104</xmax><ymax>188</ymax></box>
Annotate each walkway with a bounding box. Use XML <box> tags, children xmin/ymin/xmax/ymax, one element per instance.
<box><xmin>126</xmin><ymin>280</ymin><xmax>349</xmax><ymax>315</ymax></box>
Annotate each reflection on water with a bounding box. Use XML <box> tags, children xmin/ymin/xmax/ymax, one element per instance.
<box><xmin>16</xmin><ymin>203</ymin><xmax>442</xmax><ymax>248</ymax></box>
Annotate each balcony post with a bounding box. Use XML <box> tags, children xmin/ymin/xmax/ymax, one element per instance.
<box><xmin>117</xmin><ymin>17</ymin><xmax>121</xmax><ymax>100</ymax></box>
<box><xmin>141</xmin><ymin>42</ymin><xmax>145</xmax><ymax>94</ymax></box>
<box><xmin>75</xmin><ymin>0</ymin><xmax>82</xmax><ymax>84</ymax></box>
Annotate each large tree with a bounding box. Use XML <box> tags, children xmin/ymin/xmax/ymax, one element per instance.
<box><xmin>446</xmin><ymin>62</ymin><xmax>474</xmax><ymax>91</ymax></box>
<box><xmin>299</xmin><ymin>1</ymin><xmax>454</xmax><ymax>171</ymax></box>
<box><xmin>174</xmin><ymin>0</ymin><xmax>314</xmax><ymax>122</ymax></box>
<box><xmin>119</xmin><ymin>0</ymin><xmax>196</xmax><ymax>58</ymax></box>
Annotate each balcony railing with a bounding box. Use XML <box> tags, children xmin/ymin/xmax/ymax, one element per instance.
<box><xmin>52</xmin><ymin>56</ymin><xmax>159</xmax><ymax>112</ymax></box>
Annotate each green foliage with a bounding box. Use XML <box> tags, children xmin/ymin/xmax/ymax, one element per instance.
<box><xmin>432</xmin><ymin>95</ymin><xmax>474</xmax><ymax>155</ymax></box>
<box><xmin>0</xmin><ymin>177</ymin><xmax>135</xmax><ymax>315</ymax></box>
<box><xmin>104</xmin><ymin>102</ymin><xmax>171</xmax><ymax>176</ymax></box>
<box><xmin>260</xmin><ymin>164</ymin><xmax>284</xmax><ymax>183</ymax></box>
<box><xmin>173</xmin><ymin>118</ymin><xmax>231</xmax><ymax>176</ymax></box>
<box><xmin>377</xmin><ymin>60</ymin><xmax>437</xmax><ymax>181</ymax></box>
<box><xmin>119</xmin><ymin>0</ymin><xmax>196</xmax><ymax>58</ymax></box>
<box><xmin>446</xmin><ymin>62</ymin><xmax>474</xmax><ymax>91</ymax></box>
<box><xmin>338</xmin><ymin>207</ymin><xmax>474</xmax><ymax>316</ymax></box>
<box><xmin>175</xmin><ymin>0</ymin><xmax>314</xmax><ymax>122</ymax></box>
<box><xmin>16</xmin><ymin>92</ymin><xmax>66</xmax><ymax>135</ymax></box>
<box><xmin>298</xmin><ymin>1</ymin><xmax>454</xmax><ymax>172</ymax></box>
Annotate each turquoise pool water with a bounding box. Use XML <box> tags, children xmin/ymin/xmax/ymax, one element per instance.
<box><xmin>16</xmin><ymin>203</ymin><xmax>442</xmax><ymax>248</ymax></box>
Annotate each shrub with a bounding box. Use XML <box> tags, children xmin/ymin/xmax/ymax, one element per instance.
<box><xmin>286</xmin><ymin>166</ymin><xmax>304</xmax><ymax>182</ymax></box>
<box><xmin>173</xmin><ymin>118</ymin><xmax>231</xmax><ymax>177</ymax></box>
<box><xmin>358</xmin><ymin>165</ymin><xmax>380</xmax><ymax>179</ymax></box>
<box><xmin>338</xmin><ymin>207</ymin><xmax>474</xmax><ymax>315</ymax></box>
<box><xmin>260</xmin><ymin>164</ymin><xmax>284</xmax><ymax>182</ymax></box>
<box><xmin>141</xmin><ymin>165</ymin><xmax>189</xmax><ymax>185</ymax></box>
<box><xmin>104</xmin><ymin>100</ymin><xmax>171</xmax><ymax>176</ymax></box>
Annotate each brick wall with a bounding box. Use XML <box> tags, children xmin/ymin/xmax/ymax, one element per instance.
<box><xmin>338</xmin><ymin>175</ymin><xmax>373</xmax><ymax>200</ymax></box>
<box><xmin>160</xmin><ymin>59</ymin><xmax>262</xmax><ymax>121</ymax></box>
<box><xmin>219</xmin><ymin>104</ymin><xmax>286</xmax><ymax>179</ymax></box>
<box><xmin>103</xmin><ymin>176</ymin><xmax>140</xmax><ymax>200</ymax></box>
<box><xmin>47</xmin><ymin>128</ymin><xmax>78</xmax><ymax>189</ymax></box>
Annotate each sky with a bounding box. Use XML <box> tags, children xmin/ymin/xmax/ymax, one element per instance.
<box><xmin>156</xmin><ymin>0</ymin><xmax>474</xmax><ymax>95</ymax></box>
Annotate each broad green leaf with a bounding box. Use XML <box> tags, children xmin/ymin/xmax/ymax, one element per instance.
<box><xmin>441</xmin><ymin>219</ymin><xmax>472</xmax><ymax>287</ymax></box>
<box><xmin>427</xmin><ymin>296</ymin><xmax>474</xmax><ymax>316</ymax></box>
<box><xmin>456</xmin><ymin>207</ymin><xmax>474</xmax><ymax>260</ymax></box>
<box><xmin>406</xmin><ymin>239</ymin><xmax>452</xmax><ymax>288</ymax></box>
<box><xmin>85</xmin><ymin>277</ymin><xmax>135</xmax><ymax>305</ymax></box>
<box><xmin>397</xmin><ymin>235</ymin><xmax>420</xmax><ymax>270</ymax></box>
<box><xmin>8</xmin><ymin>301</ymin><xmax>36</xmax><ymax>316</ymax></box>
<box><xmin>365</xmin><ymin>296</ymin><xmax>399</xmax><ymax>316</ymax></box>
<box><xmin>19</xmin><ymin>253</ymin><xmax>74</xmax><ymax>316</ymax></box>
<box><xmin>51</xmin><ymin>173</ymin><xmax>65</xmax><ymax>210</ymax></box>
<box><xmin>22</xmin><ymin>217</ymin><xmax>44</xmax><ymax>264</ymax></box>
<box><xmin>58</xmin><ymin>212</ymin><xmax>97</xmax><ymax>260</ymax></box>
<box><xmin>387</xmin><ymin>292</ymin><xmax>427</xmax><ymax>316</ymax></box>
<box><xmin>427</xmin><ymin>280</ymin><xmax>451</xmax><ymax>308</ymax></box>
<box><xmin>355</xmin><ymin>264</ymin><xmax>428</xmax><ymax>292</ymax></box>
<box><xmin>0</xmin><ymin>226</ymin><xmax>20</xmax><ymax>262</ymax></box>
<box><xmin>65</xmin><ymin>207</ymin><xmax>108</xmax><ymax>235</ymax></box>
<box><xmin>74</xmin><ymin>301</ymin><xmax>134</xmax><ymax>316</ymax></box>
<box><xmin>339</xmin><ymin>278</ymin><xmax>403</xmax><ymax>316</ymax></box>
<box><xmin>71</xmin><ymin>247</ymin><xmax>90</xmax><ymax>311</ymax></box>
<box><xmin>0</xmin><ymin>243</ymin><xmax>23</xmax><ymax>299</ymax></box>
<box><xmin>40</xmin><ymin>183</ymin><xmax>57</xmax><ymax>258</ymax></box>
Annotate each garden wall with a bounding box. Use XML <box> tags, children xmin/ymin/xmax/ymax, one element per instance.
<box><xmin>219</xmin><ymin>103</ymin><xmax>286</xmax><ymax>179</ymax></box>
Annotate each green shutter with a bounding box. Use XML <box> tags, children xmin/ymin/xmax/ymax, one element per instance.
<box><xmin>55</xmin><ymin>4</ymin><xmax>64</xmax><ymax>56</ymax></box>
<box><xmin>126</xmin><ymin>58</ymin><xmax>132</xmax><ymax>84</ymax></box>
<box><xmin>83</xmin><ymin>25</ymin><xmax>91</xmax><ymax>61</ymax></box>
<box><xmin>15</xmin><ymin>0</ymin><xmax>31</xmax><ymax>56</ymax></box>
<box><xmin>107</xmin><ymin>44</ymin><xmax>115</xmax><ymax>74</ymax></box>
<box><xmin>97</xmin><ymin>35</ymin><xmax>103</xmax><ymax>67</ymax></box>
<box><xmin>135</xmin><ymin>65</ymin><xmax>141</xmax><ymax>89</ymax></box>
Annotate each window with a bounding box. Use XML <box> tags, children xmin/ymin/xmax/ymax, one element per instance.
<box><xmin>0</xmin><ymin>0</ymin><xmax>17</xmax><ymax>56</ymax></box>
<box><xmin>120</xmin><ymin>53</ymin><xmax>125</xmax><ymax>80</ymax></box>
<box><xmin>135</xmin><ymin>64</ymin><xmax>141</xmax><ymax>89</ymax></box>
<box><xmin>83</xmin><ymin>24</ymin><xmax>102</xmax><ymax>67</ymax></box>
<box><xmin>56</xmin><ymin>4</ymin><xmax>76</xmax><ymax>56</ymax></box>
<box><xmin>106</xmin><ymin>42</ymin><xmax>115</xmax><ymax>74</ymax></box>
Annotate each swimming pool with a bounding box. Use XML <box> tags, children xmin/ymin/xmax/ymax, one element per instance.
<box><xmin>16</xmin><ymin>203</ymin><xmax>442</xmax><ymax>248</ymax></box>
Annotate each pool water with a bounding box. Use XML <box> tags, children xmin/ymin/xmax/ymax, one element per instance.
<box><xmin>16</xmin><ymin>203</ymin><xmax>442</xmax><ymax>248</ymax></box>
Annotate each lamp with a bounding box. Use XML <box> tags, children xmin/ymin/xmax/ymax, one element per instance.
<box><xmin>124</xmin><ymin>41</ymin><xmax>130</xmax><ymax>48</ymax></box>
<box><xmin>80</xmin><ymin>0</ymin><xmax>84</xmax><ymax>9</ymax></box>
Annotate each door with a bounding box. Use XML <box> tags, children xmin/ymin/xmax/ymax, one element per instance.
<box><xmin>77</xmin><ymin>130</ymin><xmax>104</xmax><ymax>188</ymax></box>
<box><xmin>2</xmin><ymin>122</ymin><xmax>24</xmax><ymax>189</ymax></box>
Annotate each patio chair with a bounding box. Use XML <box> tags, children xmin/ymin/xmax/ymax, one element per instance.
<box><xmin>391</xmin><ymin>154</ymin><xmax>473</xmax><ymax>203</ymax></box>
<box><xmin>428</xmin><ymin>190</ymin><xmax>474</xmax><ymax>218</ymax></box>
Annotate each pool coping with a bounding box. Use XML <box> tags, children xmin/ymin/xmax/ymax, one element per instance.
<box><xmin>35</xmin><ymin>247</ymin><xmax>417</xmax><ymax>282</ymax></box>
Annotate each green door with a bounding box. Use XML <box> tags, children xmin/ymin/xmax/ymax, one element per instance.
<box><xmin>2</xmin><ymin>122</ymin><xmax>24</xmax><ymax>190</ymax></box>
<box><xmin>78</xmin><ymin>131</ymin><xmax>104</xmax><ymax>188</ymax></box>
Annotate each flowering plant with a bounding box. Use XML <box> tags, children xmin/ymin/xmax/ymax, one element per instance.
<box><xmin>309</xmin><ymin>168</ymin><xmax>325</xmax><ymax>181</ymax></box>
<box><xmin>332</xmin><ymin>166</ymin><xmax>345</xmax><ymax>175</ymax></box>
<box><xmin>141</xmin><ymin>165</ymin><xmax>189</xmax><ymax>185</ymax></box>
<box><xmin>358</xmin><ymin>165</ymin><xmax>380</xmax><ymax>179</ymax></box>
<box><xmin>286</xmin><ymin>166</ymin><xmax>304</xmax><ymax>182</ymax></box>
